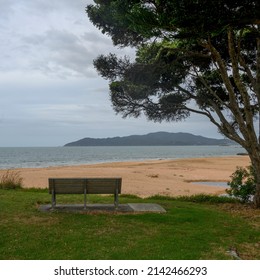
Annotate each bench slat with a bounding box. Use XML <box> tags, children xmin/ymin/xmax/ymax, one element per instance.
<box><xmin>49</xmin><ymin>178</ymin><xmax>87</xmax><ymax>194</ymax></box>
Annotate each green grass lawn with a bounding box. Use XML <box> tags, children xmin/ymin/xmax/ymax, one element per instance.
<box><xmin>0</xmin><ymin>188</ymin><xmax>259</xmax><ymax>260</ymax></box>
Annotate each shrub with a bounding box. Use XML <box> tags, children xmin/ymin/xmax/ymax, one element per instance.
<box><xmin>0</xmin><ymin>170</ymin><xmax>23</xmax><ymax>189</ymax></box>
<box><xmin>226</xmin><ymin>166</ymin><xmax>256</xmax><ymax>203</ymax></box>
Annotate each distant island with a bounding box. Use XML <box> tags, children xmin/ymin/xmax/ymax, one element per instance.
<box><xmin>64</xmin><ymin>132</ymin><xmax>234</xmax><ymax>146</ymax></box>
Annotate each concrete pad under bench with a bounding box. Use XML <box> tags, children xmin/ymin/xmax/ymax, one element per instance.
<box><xmin>39</xmin><ymin>203</ymin><xmax>166</xmax><ymax>213</ymax></box>
<box><xmin>128</xmin><ymin>203</ymin><xmax>166</xmax><ymax>213</ymax></box>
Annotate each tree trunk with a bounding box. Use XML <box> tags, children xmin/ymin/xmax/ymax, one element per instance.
<box><xmin>249</xmin><ymin>153</ymin><xmax>260</xmax><ymax>208</ymax></box>
<box><xmin>254</xmin><ymin>182</ymin><xmax>260</xmax><ymax>208</ymax></box>
<box><xmin>253</xmin><ymin>163</ymin><xmax>260</xmax><ymax>207</ymax></box>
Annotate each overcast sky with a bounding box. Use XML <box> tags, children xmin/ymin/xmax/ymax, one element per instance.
<box><xmin>0</xmin><ymin>0</ymin><xmax>222</xmax><ymax>147</ymax></box>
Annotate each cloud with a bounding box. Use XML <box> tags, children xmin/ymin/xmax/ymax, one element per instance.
<box><xmin>0</xmin><ymin>0</ymin><xmax>134</xmax><ymax>79</ymax></box>
<box><xmin>0</xmin><ymin>1</ymin><xmax>101</xmax><ymax>77</ymax></box>
<box><xmin>0</xmin><ymin>0</ymin><xmax>16</xmax><ymax>20</ymax></box>
<box><xmin>22</xmin><ymin>29</ymin><xmax>97</xmax><ymax>78</ymax></box>
<box><xmin>0</xmin><ymin>0</ymin><xmax>223</xmax><ymax>147</ymax></box>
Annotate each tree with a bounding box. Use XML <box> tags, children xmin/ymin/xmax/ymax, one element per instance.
<box><xmin>86</xmin><ymin>0</ymin><xmax>260</xmax><ymax>207</ymax></box>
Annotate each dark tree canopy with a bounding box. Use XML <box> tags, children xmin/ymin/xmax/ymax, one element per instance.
<box><xmin>87</xmin><ymin>0</ymin><xmax>260</xmax><ymax>206</ymax></box>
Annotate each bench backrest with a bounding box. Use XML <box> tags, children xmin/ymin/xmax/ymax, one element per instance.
<box><xmin>49</xmin><ymin>178</ymin><xmax>122</xmax><ymax>194</ymax></box>
<box><xmin>86</xmin><ymin>178</ymin><xmax>121</xmax><ymax>194</ymax></box>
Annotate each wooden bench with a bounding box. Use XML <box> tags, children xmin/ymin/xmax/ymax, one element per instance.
<box><xmin>48</xmin><ymin>178</ymin><xmax>122</xmax><ymax>209</ymax></box>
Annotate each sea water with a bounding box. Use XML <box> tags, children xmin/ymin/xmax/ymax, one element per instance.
<box><xmin>0</xmin><ymin>145</ymin><xmax>246</xmax><ymax>169</ymax></box>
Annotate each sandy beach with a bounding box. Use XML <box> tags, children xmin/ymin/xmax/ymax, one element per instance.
<box><xmin>0</xmin><ymin>156</ymin><xmax>250</xmax><ymax>197</ymax></box>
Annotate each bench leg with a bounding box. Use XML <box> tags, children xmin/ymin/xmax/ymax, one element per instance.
<box><xmin>114</xmin><ymin>188</ymin><xmax>119</xmax><ymax>209</ymax></box>
<box><xmin>51</xmin><ymin>189</ymin><xmax>56</xmax><ymax>209</ymax></box>
<box><xmin>84</xmin><ymin>187</ymin><xmax>87</xmax><ymax>210</ymax></box>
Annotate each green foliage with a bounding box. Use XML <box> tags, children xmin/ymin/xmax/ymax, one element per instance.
<box><xmin>175</xmin><ymin>194</ymin><xmax>239</xmax><ymax>204</ymax></box>
<box><xmin>148</xmin><ymin>194</ymin><xmax>239</xmax><ymax>204</ymax></box>
<box><xmin>0</xmin><ymin>170</ymin><xmax>23</xmax><ymax>190</ymax></box>
<box><xmin>87</xmin><ymin>0</ymin><xmax>258</xmax><ymax>125</ymax></box>
<box><xmin>227</xmin><ymin>166</ymin><xmax>256</xmax><ymax>203</ymax></box>
<box><xmin>87</xmin><ymin>1</ymin><xmax>258</xmax><ymax>47</ymax></box>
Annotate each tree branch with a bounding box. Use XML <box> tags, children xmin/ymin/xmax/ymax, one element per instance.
<box><xmin>202</xmin><ymin>38</ymin><xmax>249</xmax><ymax>139</ymax></box>
<box><xmin>228</xmin><ymin>27</ymin><xmax>258</xmax><ymax>144</ymax></box>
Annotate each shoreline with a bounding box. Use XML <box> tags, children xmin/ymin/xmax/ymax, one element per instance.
<box><xmin>0</xmin><ymin>156</ymin><xmax>250</xmax><ymax>197</ymax></box>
